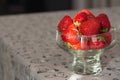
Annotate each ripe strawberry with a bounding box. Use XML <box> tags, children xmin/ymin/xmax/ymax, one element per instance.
<box><xmin>78</xmin><ymin>18</ymin><xmax>100</xmax><ymax>36</ymax></box>
<box><xmin>81</xmin><ymin>9</ymin><xmax>95</xmax><ymax>18</ymax></box>
<box><xmin>71</xmin><ymin>42</ymin><xmax>81</xmax><ymax>50</ymax></box>
<box><xmin>74</xmin><ymin>9</ymin><xmax>95</xmax><ymax>24</ymax></box>
<box><xmin>96</xmin><ymin>13</ymin><xmax>111</xmax><ymax>33</ymax></box>
<box><xmin>74</xmin><ymin>12</ymin><xmax>88</xmax><ymax>23</ymax></box>
<box><xmin>103</xmin><ymin>32</ymin><xmax>112</xmax><ymax>46</ymax></box>
<box><xmin>67</xmin><ymin>23</ymin><xmax>77</xmax><ymax>30</ymax></box>
<box><xmin>90</xmin><ymin>36</ymin><xmax>106</xmax><ymax>49</ymax></box>
<box><xmin>61</xmin><ymin>24</ymin><xmax>79</xmax><ymax>44</ymax></box>
<box><xmin>57</xmin><ymin>15</ymin><xmax>72</xmax><ymax>32</ymax></box>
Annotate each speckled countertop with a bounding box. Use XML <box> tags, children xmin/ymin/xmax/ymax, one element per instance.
<box><xmin>0</xmin><ymin>7</ymin><xmax>120</xmax><ymax>80</ymax></box>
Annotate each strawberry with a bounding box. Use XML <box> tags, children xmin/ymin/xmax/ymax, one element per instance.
<box><xmin>81</xmin><ymin>9</ymin><xmax>95</xmax><ymax>18</ymax></box>
<box><xmin>74</xmin><ymin>12</ymin><xmax>88</xmax><ymax>23</ymax></box>
<box><xmin>74</xmin><ymin>9</ymin><xmax>95</xmax><ymax>25</ymax></box>
<box><xmin>71</xmin><ymin>42</ymin><xmax>81</xmax><ymax>50</ymax></box>
<box><xmin>96</xmin><ymin>13</ymin><xmax>111</xmax><ymax>33</ymax></box>
<box><xmin>78</xmin><ymin>18</ymin><xmax>100</xmax><ymax>36</ymax></box>
<box><xmin>67</xmin><ymin>23</ymin><xmax>77</xmax><ymax>30</ymax></box>
<box><xmin>71</xmin><ymin>40</ymin><xmax>89</xmax><ymax>50</ymax></box>
<box><xmin>57</xmin><ymin>15</ymin><xmax>72</xmax><ymax>32</ymax></box>
<box><xmin>90</xmin><ymin>35</ymin><xmax>106</xmax><ymax>49</ymax></box>
<box><xmin>103</xmin><ymin>32</ymin><xmax>112</xmax><ymax>46</ymax></box>
<box><xmin>61</xmin><ymin>24</ymin><xmax>79</xmax><ymax>44</ymax></box>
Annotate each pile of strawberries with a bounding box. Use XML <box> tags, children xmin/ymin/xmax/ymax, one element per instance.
<box><xmin>57</xmin><ymin>9</ymin><xmax>112</xmax><ymax>50</ymax></box>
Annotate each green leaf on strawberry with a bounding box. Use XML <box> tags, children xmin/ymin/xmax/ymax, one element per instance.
<box><xmin>100</xmin><ymin>28</ymin><xmax>109</xmax><ymax>33</ymax></box>
<box><xmin>63</xmin><ymin>42</ymin><xmax>71</xmax><ymax>49</ymax></box>
<box><xmin>74</xmin><ymin>21</ymin><xmax>81</xmax><ymax>27</ymax></box>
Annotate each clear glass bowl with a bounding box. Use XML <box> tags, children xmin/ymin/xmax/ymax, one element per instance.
<box><xmin>56</xmin><ymin>27</ymin><xmax>116</xmax><ymax>75</ymax></box>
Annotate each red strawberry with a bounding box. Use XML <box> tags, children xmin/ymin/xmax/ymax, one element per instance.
<box><xmin>67</xmin><ymin>23</ymin><xmax>77</xmax><ymax>30</ymax></box>
<box><xmin>81</xmin><ymin>9</ymin><xmax>95</xmax><ymax>18</ymax></box>
<box><xmin>78</xmin><ymin>18</ymin><xmax>100</xmax><ymax>36</ymax></box>
<box><xmin>74</xmin><ymin>12</ymin><xmax>88</xmax><ymax>23</ymax></box>
<box><xmin>90</xmin><ymin>36</ymin><xmax>106</xmax><ymax>49</ymax></box>
<box><xmin>103</xmin><ymin>32</ymin><xmax>112</xmax><ymax>46</ymax></box>
<box><xmin>74</xmin><ymin>9</ymin><xmax>95</xmax><ymax>24</ymax></box>
<box><xmin>96</xmin><ymin>13</ymin><xmax>111</xmax><ymax>32</ymax></box>
<box><xmin>57</xmin><ymin>15</ymin><xmax>72</xmax><ymax>32</ymax></box>
<box><xmin>71</xmin><ymin>42</ymin><xmax>81</xmax><ymax>50</ymax></box>
<box><xmin>61</xmin><ymin>24</ymin><xmax>79</xmax><ymax>44</ymax></box>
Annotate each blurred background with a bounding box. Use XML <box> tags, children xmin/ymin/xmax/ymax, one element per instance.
<box><xmin>0</xmin><ymin>0</ymin><xmax>120</xmax><ymax>15</ymax></box>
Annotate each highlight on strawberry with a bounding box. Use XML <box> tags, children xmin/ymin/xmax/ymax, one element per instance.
<box><xmin>57</xmin><ymin>9</ymin><xmax>112</xmax><ymax>50</ymax></box>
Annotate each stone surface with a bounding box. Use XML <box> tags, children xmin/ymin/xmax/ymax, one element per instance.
<box><xmin>0</xmin><ymin>7</ymin><xmax>120</xmax><ymax>80</ymax></box>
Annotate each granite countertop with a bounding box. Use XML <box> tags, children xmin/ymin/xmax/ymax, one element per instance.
<box><xmin>0</xmin><ymin>7</ymin><xmax>120</xmax><ymax>80</ymax></box>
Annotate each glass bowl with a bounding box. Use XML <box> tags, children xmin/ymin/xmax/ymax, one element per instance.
<box><xmin>56</xmin><ymin>27</ymin><xmax>116</xmax><ymax>75</ymax></box>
